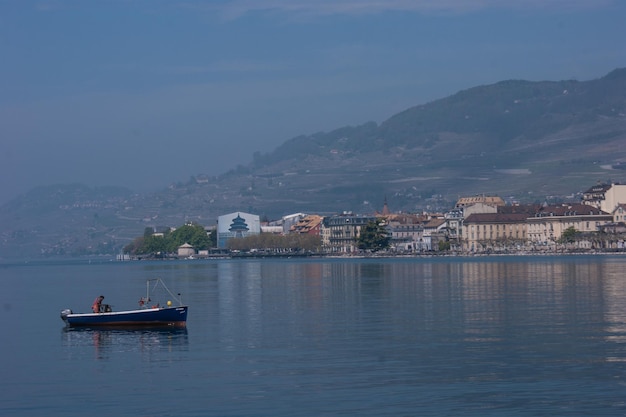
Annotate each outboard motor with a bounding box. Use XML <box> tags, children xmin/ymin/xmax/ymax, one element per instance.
<box><xmin>60</xmin><ymin>309</ymin><xmax>73</xmax><ymax>322</ymax></box>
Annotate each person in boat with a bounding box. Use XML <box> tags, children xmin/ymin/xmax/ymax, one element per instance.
<box><xmin>92</xmin><ymin>295</ymin><xmax>105</xmax><ymax>313</ymax></box>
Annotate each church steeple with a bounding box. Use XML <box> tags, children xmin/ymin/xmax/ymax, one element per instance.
<box><xmin>382</xmin><ymin>196</ymin><xmax>390</xmax><ymax>216</ymax></box>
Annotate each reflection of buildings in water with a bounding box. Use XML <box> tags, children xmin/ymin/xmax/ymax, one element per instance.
<box><xmin>312</xmin><ymin>260</ymin><xmax>611</xmax><ymax>333</ymax></box>
<box><xmin>61</xmin><ymin>327</ymin><xmax>189</xmax><ymax>360</ymax></box>
<box><xmin>213</xmin><ymin>258</ymin><xmax>626</xmax><ymax>361</ymax></box>
<box><xmin>603</xmin><ymin>262</ymin><xmax>626</xmax><ymax>361</ymax></box>
<box><xmin>217</xmin><ymin>261</ymin><xmax>263</xmax><ymax>348</ymax></box>
<box><xmin>217</xmin><ymin>261</ymin><xmax>374</xmax><ymax>349</ymax></box>
<box><xmin>458</xmin><ymin>260</ymin><xmax>607</xmax><ymax>332</ymax></box>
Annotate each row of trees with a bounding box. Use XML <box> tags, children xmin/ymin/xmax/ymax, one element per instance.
<box><xmin>124</xmin><ymin>223</ymin><xmax>215</xmax><ymax>255</ymax></box>
<box><xmin>227</xmin><ymin>233</ymin><xmax>322</xmax><ymax>252</ymax></box>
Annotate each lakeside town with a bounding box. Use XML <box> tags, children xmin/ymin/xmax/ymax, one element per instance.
<box><xmin>124</xmin><ymin>181</ymin><xmax>626</xmax><ymax>260</ymax></box>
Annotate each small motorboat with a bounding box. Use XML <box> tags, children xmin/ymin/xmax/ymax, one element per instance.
<box><xmin>60</xmin><ymin>278</ymin><xmax>188</xmax><ymax>328</ymax></box>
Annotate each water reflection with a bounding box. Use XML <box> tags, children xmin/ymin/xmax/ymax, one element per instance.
<box><xmin>211</xmin><ymin>257</ymin><xmax>626</xmax><ymax>365</ymax></box>
<box><xmin>39</xmin><ymin>257</ymin><xmax>626</xmax><ymax>415</ymax></box>
<box><xmin>61</xmin><ymin>327</ymin><xmax>188</xmax><ymax>360</ymax></box>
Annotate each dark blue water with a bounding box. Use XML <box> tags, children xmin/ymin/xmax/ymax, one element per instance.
<box><xmin>2</xmin><ymin>256</ymin><xmax>626</xmax><ymax>416</ymax></box>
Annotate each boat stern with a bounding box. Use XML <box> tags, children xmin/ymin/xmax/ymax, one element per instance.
<box><xmin>60</xmin><ymin>308</ymin><xmax>73</xmax><ymax>323</ymax></box>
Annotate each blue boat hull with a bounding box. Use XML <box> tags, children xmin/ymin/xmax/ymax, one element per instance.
<box><xmin>62</xmin><ymin>306</ymin><xmax>188</xmax><ymax>328</ymax></box>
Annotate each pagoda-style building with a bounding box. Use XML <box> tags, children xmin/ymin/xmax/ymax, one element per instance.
<box><xmin>217</xmin><ymin>211</ymin><xmax>261</xmax><ymax>248</ymax></box>
<box><xmin>229</xmin><ymin>214</ymin><xmax>250</xmax><ymax>238</ymax></box>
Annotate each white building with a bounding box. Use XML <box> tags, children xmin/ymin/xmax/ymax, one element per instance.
<box><xmin>582</xmin><ymin>183</ymin><xmax>626</xmax><ymax>213</ymax></box>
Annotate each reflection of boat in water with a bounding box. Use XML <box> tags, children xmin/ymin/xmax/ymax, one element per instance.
<box><xmin>60</xmin><ymin>279</ymin><xmax>188</xmax><ymax>328</ymax></box>
<box><xmin>61</xmin><ymin>326</ymin><xmax>189</xmax><ymax>357</ymax></box>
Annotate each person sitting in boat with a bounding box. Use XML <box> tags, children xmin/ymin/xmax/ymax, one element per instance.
<box><xmin>92</xmin><ymin>295</ymin><xmax>105</xmax><ymax>313</ymax></box>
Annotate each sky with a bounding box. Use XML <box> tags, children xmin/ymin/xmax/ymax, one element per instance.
<box><xmin>1</xmin><ymin>0</ymin><xmax>625</xmax><ymax>204</ymax></box>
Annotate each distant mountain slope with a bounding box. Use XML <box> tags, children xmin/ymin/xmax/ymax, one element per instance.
<box><xmin>236</xmin><ymin>67</ymin><xmax>626</xmax><ymax>211</ymax></box>
<box><xmin>260</xmin><ymin>68</ymin><xmax>626</xmax><ymax>164</ymax></box>
<box><xmin>2</xmin><ymin>68</ymin><xmax>626</xmax><ymax>259</ymax></box>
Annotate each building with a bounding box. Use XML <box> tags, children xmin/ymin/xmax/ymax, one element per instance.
<box><xmin>387</xmin><ymin>220</ymin><xmax>425</xmax><ymax>251</ymax></box>
<box><xmin>421</xmin><ymin>218</ymin><xmax>447</xmax><ymax>251</ymax></box>
<box><xmin>601</xmin><ymin>183</ymin><xmax>626</xmax><ymax>213</ymax></box>
<box><xmin>444</xmin><ymin>209</ymin><xmax>464</xmax><ymax>249</ymax></box>
<box><xmin>217</xmin><ymin>211</ymin><xmax>261</xmax><ymax>248</ymax></box>
<box><xmin>582</xmin><ymin>182</ymin><xmax>626</xmax><ymax>213</ymax></box>
<box><xmin>177</xmin><ymin>242</ymin><xmax>195</xmax><ymax>258</ymax></box>
<box><xmin>281</xmin><ymin>213</ymin><xmax>308</xmax><ymax>234</ymax></box>
<box><xmin>613</xmin><ymin>203</ymin><xmax>626</xmax><ymax>223</ymax></box>
<box><xmin>290</xmin><ymin>214</ymin><xmax>323</xmax><ymax>235</ymax></box>
<box><xmin>463</xmin><ymin>213</ymin><xmax>529</xmax><ymax>252</ymax></box>
<box><xmin>582</xmin><ymin>182</ymin><xmax>613</xmax><ymax>209</ymax></box>
<box><xmin>321</xmin><ymin>212</ymin><xmax>377</xmax><ymax>253</ymax></box>
<box><xmin>526</xmin><ymin>204</ymin><xmax>612</xmax><ymax>245</ymax></box>
<box><xmin>455</xmin><ymin>195</ymin><xmax>505</xmax><ymax>209</ymax></box>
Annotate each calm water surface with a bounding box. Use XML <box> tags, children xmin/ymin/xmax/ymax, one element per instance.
<box><xmin>2</xmin><ymin>256</ymin><xmax>626</xmax><ymax>416</ymax></box>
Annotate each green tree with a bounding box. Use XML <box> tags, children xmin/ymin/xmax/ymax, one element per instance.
<box><xmin>356</xmin><ymin>220</ymin><xmax>390</xmax><ymax>251</ymax></box>
<box><xmin>143</xmin><ymin>234</ymin><xmax>167</xmax><ymax>253</ymax></box>
<box><xmin>166</xmin><ymin>223</ymin><xmax>211</xmax><ymax>251</ymax></box>
<box><xmin>559</xmin><ymin>226</ymin><xmax>579</xmax><ymax>244</ymax></box>
<box><xmin>208</xmin><ymin>229</ymin><xmax>217</xmax><ymax>248</ymax></box>
<box><xmin>124</xmin><ymin>222</ymin><xmax>211</xmax><ymax>255</ymax></box>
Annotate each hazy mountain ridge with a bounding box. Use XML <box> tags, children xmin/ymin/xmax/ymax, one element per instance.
<box><xmin>263</xmin><ymin>68</ymin><xmax>626</xmax><ymax>161</ymax></box>
<box><xmin>2</xmin><ymin>68</ymin><xmax>626</xmax><ymax>259</ymax></box>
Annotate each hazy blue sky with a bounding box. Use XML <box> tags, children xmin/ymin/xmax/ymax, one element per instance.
<box><xmin>1</xmin><ymin>0</ymin><xmax>625</xmax><ymax>203</ymax></box>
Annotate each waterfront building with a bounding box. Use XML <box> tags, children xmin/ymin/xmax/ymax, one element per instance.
<box><xmin>321</xmin><ymin>212</ymin><xmax>377</xmax><ymax>253</ymax></box>
<box><xmin>387</xmin><ymin>220</ymin><xmax>425</xmax><ymax>252</ymax></box>
<box><xmin>444</xmin><ymin>209</ymin><xmax>464</xmax><ymax>250</ymax></box>
<box><xmin>422</xmin><ymin>218</ymin><xmax>447</xmax><ymax>251</ymax></box>
<box><xmin>217</xmin><ymin>211</ymin><xmax>261</xmax><ymax>248</ymax></box>
<box><xmin>177</xmin><ymin>242</ymin><xmax>195</xmax><ymax>258</ymax></box>
<box><xmin>290</xmin><ymin>214</ymin><xmax>323</xmax><ymax>235</ymax></box>
<box><xmin>463</xmin><ymin>213</ymin><xmax>529</xmax><ymax>252</ymax></box>
<box><xmin>526</xmin><ymin>204</ymin><xmax>612</xmax><ymax>246</ymax></box>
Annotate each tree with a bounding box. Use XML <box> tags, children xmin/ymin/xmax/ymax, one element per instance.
<box><xmin>227</xmin><ymin>233</ymin><xmax>321</xmax><ymax>252</ymax></box>
<box><xmin>143</xmin><ymin>234</ymin><xmax>167</xmax><ymax>253</ymax></box>
<box><xmin>166</xmin><ymin>223</ymin><xmax>211</xmax><ymax>251</ymax></box>
<box><xmin>559</xmin><ymin>226</ymin><xmax>579</xmax><ymax>244</ymax></box>
<box><xmin>208</xmin><ymin>229</ymin><xmax>217</xmax><ymax>247</ymax></box>
<box><xmin>124</xmin><ymin>236</ymin><xmax>145</xmax><ymax>255</ymax></box>
<box><xmin>356</xmin><ymin>219</ymin><xmax>390</xmax><ymax>251</ymax></box>
<box><xmin>124</xmin><ymin>222</ymin><xmax>211</xmax><ymax>255</ymax></box>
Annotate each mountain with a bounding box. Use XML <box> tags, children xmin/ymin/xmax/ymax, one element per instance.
<box><xmin>2</xmin><ymin>68</ymin><xmax>626</xmax><ymax>259</ymax></box>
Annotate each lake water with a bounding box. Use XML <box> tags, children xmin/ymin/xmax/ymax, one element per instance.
<box><xmin>2</xmin><ymin>256</ymin><xmax>626</xmax><ymax>416</ymax></box>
